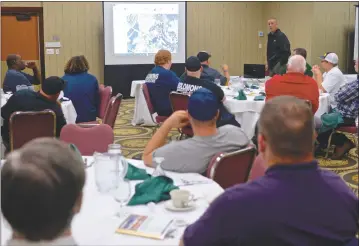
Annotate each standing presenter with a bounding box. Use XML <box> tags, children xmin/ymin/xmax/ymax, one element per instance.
<box><xmin>266</xmin><ymin>18</ymin><xmax>291</xmax><ymax>76</ymax></box>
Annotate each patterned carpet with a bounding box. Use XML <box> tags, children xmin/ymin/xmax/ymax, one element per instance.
<box><xmin>114</xmin><ymin>99</ymin><xmax>358</xmax><ymax>196</ymax></box>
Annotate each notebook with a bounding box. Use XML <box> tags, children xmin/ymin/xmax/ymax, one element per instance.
<box><xmin>116</xmin><ymin>214</ymin><xmax>174</xmax><ymax>240</ymax></box>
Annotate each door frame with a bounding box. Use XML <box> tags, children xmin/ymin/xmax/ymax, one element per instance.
<box><xmin>1</xmin><ymin>7</ymin><xmax>45</xmax><ymax>82</ymax></box>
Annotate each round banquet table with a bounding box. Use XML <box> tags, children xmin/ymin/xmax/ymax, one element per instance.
<box><xmin>0</xmin><ymin>93</ymin><xmax>77</xmax><ymax>125</ymax></box>
<box><xmin>221</xmin><ymin>86</ymin><xmax>330</xmax><ymax>139</ymax></box>
<box><xmin>1</xmin><ymin>158</ymin><xmax>224</xmax><ymax>245</ymax></box>
<box><xmin>131</xmin><ymin>80</ymin><xmax>331</xmax><ymax>139</ymax></box>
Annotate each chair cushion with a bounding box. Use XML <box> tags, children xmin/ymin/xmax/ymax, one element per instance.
<box><xmin>337</xmin><ymin>126</ymin><xmax>357</xmax><ymax>134</ymax></box>
<box><xmin>155</xmin><ymin>116</ymin><xmax>168</xmax><ymax>123</ymax></box>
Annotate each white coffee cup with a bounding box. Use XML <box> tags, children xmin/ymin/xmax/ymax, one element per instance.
<box><xmin>170</xmin><ymin>190</ymin><xmax>193</xmax><ymax>208</ymax></box>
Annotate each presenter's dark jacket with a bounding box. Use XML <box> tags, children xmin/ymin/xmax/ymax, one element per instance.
<box><xmin>145</xmin><ymin>66</ymin><xmax>179</xmax><ymax>116</ymax></box>
<box><xmin>267</xmin><ymin>29</ymin><xmax>291</xmax><ymax>70</ymax></box>
<box><xmin>62</xmin><ymin>72</ymin><xmax>99</xmax><ymax>123</ymax></box>
<box><xmin>1</xmin><ymin>90</ymin><xmax>66</xmax><ymax>146</ymax></box>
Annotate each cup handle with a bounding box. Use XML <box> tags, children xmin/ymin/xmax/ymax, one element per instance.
<box><xmin>184</xmin><ymin>194</ymin><xmax>195</xmax><ymax>207</ymax></box>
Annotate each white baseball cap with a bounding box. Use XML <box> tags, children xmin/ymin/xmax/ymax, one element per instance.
<box><xmin>319</xmin><ymin>52</ymin><xmax>338</xmax><ymax>65</ymax></box>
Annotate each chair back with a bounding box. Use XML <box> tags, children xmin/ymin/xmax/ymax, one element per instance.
<box><xmin>9</xmin><ymin>110</ymin><xmax>56</xmax><ymax>151</ymax></box>
<box><xmin>103</xmin><ymin>93</ymin><xmax>123</xmax><ymax>129</ymax></box>
<box><xmin>60</xmin><ymin>124</ymin><xmax>114</xmax><ymax>155</ymax></box>
<box><xmin>142</xmin><ymin>83</ymin><xmax>155</xmax><ymax>114</ymax></box>
<box><xmin>98</xmin><ymin>85</ymin><xmax>112</xmax><ymax>119</ymax></box>
<box><xmin>207</xmin><ymin>145</ymin><xmax>256</xmax><ymax>189</ymax></box>
<box><xmin>248</xmin><ymin>153</ymin><xmax>267</xmax><ymax>181</ymax></box>
<box><xmin>169</xmin><ymin>92</ymin><xmax>193</xmax><ymax>138</ymax></box>
<box><xmin>169</xmin><ymin>92</ymin><xmax>189</xmax><ymax>111</ymax></box>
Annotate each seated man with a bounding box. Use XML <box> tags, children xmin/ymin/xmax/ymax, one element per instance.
<box><xmin>177</xmin><ymin>56</ymin><xmax>240</xmax><ymax>128</ymax></box>
<box><xmin>292</xmin><ymin>48</ymin><xmax>313</xmax><ymax>77</ymax></box>
<box><xmin>1</xmin><ymin>76</ymin><xmax>67</xmax><ymax>148</ymax></box>
<box><xmin>3</xmin><ymin>54</ymin><xmax>41</xmax><ymax>93</ymax></box>
<box><xmin>312</xmin><ymin>52</ymin><xmax>346</xmax><ymax>110</ymax></box>
<box><xmin>145</xmin><ymin>49</ymin><xmax>179</xmax><ymax>117</ymax></box>
<box><xmin>266</xmin><ymin>55</ymin><xmax>319</xmax><ymax>114</ymax></box>
<box><xmin>143</xmin><ymin>88</ymin><xmax>249</xmax><ymax>174</ymax></box>
<box><xmin>180</xmin><ymin>96</ymin><xmax>358</xmax><ymax>246</ymax></box>
<box><xmin>180</xmin><ymin>52</ymin><xmax>230</xmax><ymax>85</ymax></box>
<box><xmin>1</xmin><ymin>138</ymin><xmax>85</xmax><ymax>245</ymax></box>
<box><xmin>317</xmin><ymin>59</ymin><xmax>358</xmax><ymax>159</ymax></box>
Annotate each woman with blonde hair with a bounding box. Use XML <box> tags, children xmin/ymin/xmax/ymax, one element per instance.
<box><xmin>144</xmin><ymin>49</ymin><xmax>179</xmax><ymax>117</ymax></box>
<box><xmin>62</xmin><ymin>55</ymin><xmax>99</xmax><ymax>123</ymax></box>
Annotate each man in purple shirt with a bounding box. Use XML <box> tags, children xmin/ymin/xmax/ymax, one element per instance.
<box><xmin>180</xmin><ymin>96</ymin><xmax>358</xmax><ymax>246</ymax></box>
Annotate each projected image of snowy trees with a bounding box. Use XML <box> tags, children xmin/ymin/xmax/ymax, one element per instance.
<box><xmin>126</xmin><ymin>13</ymin><xmax>178</xmax><ymax>54</ymax></box>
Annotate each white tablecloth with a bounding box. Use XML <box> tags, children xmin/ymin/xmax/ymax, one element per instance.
<box><xmin>222</xmin><ymin>87</ymin><xmax>330</xmax><ymax>139</ymax></box>
<box><xmin>131</xmin><ymin>80</ymin><xmax>156</xmax><ymax>126</ymax></box>
<box><xmin>61</xmin><ymin>100</ymin><xmax>77</xmax><ymax>124</ymax></box>
<box><xmin>344</xmin><ymin>74</ymin><xmax>357</xmax><ymax>83</ymax></box>
<box><xmin>131</xmin><ymin>80</ymin><xmax>331</xmax><ymax>138</ymax></box>
<box><xmin>1</xmin><ymin>158</ymin><xmax>223</xmax><ymax>245</ymax></box>
<box><xmin>0</xmin><ymin>94</ymin><xmax>77</xmax><ymax>125</ymax></box>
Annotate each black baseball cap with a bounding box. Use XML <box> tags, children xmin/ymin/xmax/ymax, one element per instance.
<box><xmin>197</xmin><ymin>51</ymin><xmax>211</xmax><ymax>62</ymax></box>
<box><xmin>185</xmin><ymin>56</ymin><xmax>202</xmax><ymax>72</ymax></box>
<box><xmin>42</xmin><ymin>76</ymin><xmax>65</xmax><ymax>95</ymax></box>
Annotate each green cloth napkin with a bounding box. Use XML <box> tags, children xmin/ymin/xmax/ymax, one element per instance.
<box><xmin>234</xmin><ymin>90</ymin><xmax>247</xmax><ymax>100</ymax></box>
<box><xmin>254</xmin><ymin>95</ymin><xmax>265</xmax><ymax>101</ymax></box>
<box><xmin>127</xmin><ymin>176</ymin><xmax>178</xmax><ymax>206</ymax></box>
<box><xmin>125</xmin><ymin>163</ymin><xmax>151</xmax><ymax>180</ymax></box>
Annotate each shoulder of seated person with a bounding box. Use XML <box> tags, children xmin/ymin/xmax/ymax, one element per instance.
<box><xmin>8</xmin><ymin>70</ymin><xmax>27</xmax><ymax>77</ymax></box>
<box><xmin>219</xmin><ymin>124</ymin><xmax>246</xmax><ymax>134</ymax></box>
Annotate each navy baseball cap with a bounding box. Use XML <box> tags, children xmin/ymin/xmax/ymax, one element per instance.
<box><xmin>185</xmin><ymin>56</ymin><xmax>202</xmax><ymax>72</ymax></box>
<box><xmin>188</xmin><ymin>88</ymin><xmax>220</xmax><ymax>121</ymax></box>
<box><xmin>197</xmin><ymin>51</ymin><xmax>211</xmax><ymax>62</ymax></box>
<box><xmin>42</xmin><ymin>76</ymin><xmax>65</xmax><ymax>95</ymax></box>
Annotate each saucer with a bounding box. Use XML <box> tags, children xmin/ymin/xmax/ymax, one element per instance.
<box><xmin>164</xmin><ymin>200</ymin><xmax>196</xmax><ymax>212</ymax></box>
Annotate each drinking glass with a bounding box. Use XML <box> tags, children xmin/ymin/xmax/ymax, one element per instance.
<box><xmin>93</xmin><ymin>152</ymin><xmax>119</xmax><ymax>193</ymax></box>
<box><xmin>152</xmin><ymin>157</ymin><xmax>166</xmax><ymax>177</ymax></box>
<box><xmin>108</xmin><ymin>144</ymin><xmax>131</xmax><ymax>211</ymax></box>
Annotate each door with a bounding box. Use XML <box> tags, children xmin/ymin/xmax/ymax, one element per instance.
<box><xmin>1</xmin><ymin>9</ymin><xmax>43</xmax><ymax>90</ymax></box>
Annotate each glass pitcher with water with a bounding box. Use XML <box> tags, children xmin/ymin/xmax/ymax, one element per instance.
<box><xmin>93</xmin><ymin>144</ymin><xmax>131</xmax><ymax>205</ymax></box>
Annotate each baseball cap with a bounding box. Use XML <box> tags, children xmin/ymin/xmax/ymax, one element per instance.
<box><xmin>319</xmin><ymin>52</ymin><xmax>338</xmax><ymax>65</ymax></box>
<box><xmin>188</xmin><ymin>88</ymin><xmax>220</xmax><ymax>121</ymax></box>
<box><xmin>42</xmin><ymin>76</ymin><xmax>65</xmax><ymax>95</ymax></box>
<box><xmin>197</xmin><ymin>51</ymin><xmax>211</xmax><ymax>62</ymax></box>
<box><xmin>185</xmin><ymin>56</ymin><xmax>202</xmax><ymax>72</ymax></box>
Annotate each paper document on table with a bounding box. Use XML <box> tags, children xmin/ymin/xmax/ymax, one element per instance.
<box><xmin>172</xmin><ymin>173</ymin><xmax>214</xmax><ymax>186</ymax></box>
<box><xmin>116</xmin><ymin>214</ymin><xmax>174</xmax><ymax>240</ymax></box>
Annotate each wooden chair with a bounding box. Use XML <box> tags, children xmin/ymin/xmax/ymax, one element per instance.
<box><xmin>9</xmin><ymin>110</ymin><xmax>56</xmax><ymax>151</ymax></box>
<box><xmin>169</xmin><ymin>92</ymin><xmax>194</xmax><ymax>140</ymax></box>
<box><xmin>206</xmin><ymin>145</ymin><xmax>256</xmax><ymax>189</ymax></box>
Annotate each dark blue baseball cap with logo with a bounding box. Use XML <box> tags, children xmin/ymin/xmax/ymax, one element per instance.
<box><xmin>188</xmin><ymin>88</ymin><xmax>220</xmax><ymax>121</ymax></box>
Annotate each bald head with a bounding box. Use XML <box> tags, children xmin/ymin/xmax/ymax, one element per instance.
<box><xmin>258</xmin><ymin>96</ymin><xmax>314</xmax><ymax>159</ymax></box>
<box><xmin>6</xmin><ymin>54</ymin><xmax>25</xmax><ymax>70</ymax></box>
<box><xmin>1</xmin><ymin>138</ymin><xmax>85</xmax><ymax>241</ymax></box>
<box><xmin>287</xmin><ymin>55</ymin><xmax>306</xmax><ymax>73</ymax></box>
